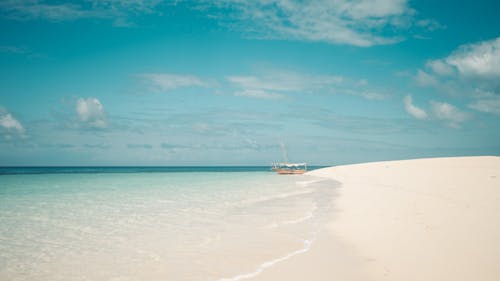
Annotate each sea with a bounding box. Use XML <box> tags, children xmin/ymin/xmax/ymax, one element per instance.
<box><xmin>0</xmin><ymin>167</ymin><xmax>337</xmax><ymax>281</ymax></box>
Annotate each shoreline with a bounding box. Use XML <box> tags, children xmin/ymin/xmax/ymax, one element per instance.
<box><xmin>254</xmin><ymin>156</ymin><xmax>500</xmax><ymax>281</ymax></box>
<box><xmin>2</xmin><ymin>157</ymin><xmax>499</xmax><ymax>280</ymax></box>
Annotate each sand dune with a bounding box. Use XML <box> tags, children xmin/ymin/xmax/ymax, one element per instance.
<box><xmin>254</xmin><ymin>156</ymin><xmax>500</xmax><ymax>281</ymax></box>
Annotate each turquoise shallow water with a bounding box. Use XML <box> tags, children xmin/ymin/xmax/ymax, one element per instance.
<box><xmin>0</xmin><ymin>169</ymin><xmax>336</xmax><ymax>281</ymax></box>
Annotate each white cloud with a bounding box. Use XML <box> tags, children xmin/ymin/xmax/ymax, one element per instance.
<box><xmin>234</xmin><ymin>89</ymin><xmax>285</xmax><ymax>100</ymax></box>
<box><xmin>416</xmin><ymin>37</ymin><xmax>500</xmax><ymax>116</ymax></box>
<box><xmin>403</xmin><ymin>95</ymin><xmax>428</xmax><ymax>120</ymax></box>
<box><xmin>1</xmin><ymin>1</ymin><xmax>438</xmax><ymax>46</ymax></box>
<box><xmin>0</xmin><ymin>1</ymin><xmax>101</xmax><ymax>21</ymax></box>
<box><xmin>416</xmin><ymin>19</ymin><xmax>446</xmax><ymax>31</ymax></box>
<box><xmin>208</xmin><ymin>0</ymin><xmax>418</xmax><ymax>47</ymax></box>
<box><xmin>227</xmin><ymin>76</ymin><xmax>293</xmax><ymax>92</ymax></box>
<box><xmin>414</xmin><ymin>69</ymin><xmax>439</xmax><ymax>87</ymax></box>
<box><xmin>468</xmin><ymin>96</ymin><xmax>500</xmax><ymax>115</ymax></box>
<box><xmin>419</xmin><ymin>37</ymin><xmax>500</xmax><ymax>84</ymax></box>
<box><xmin>0</xmin><ymin>109</ymin><xmax>25</xmax><ymax>136</ymax></box>
<box><xmin>343</xmin><ymin>0</ymin><xmax>408</xmax><ymax>19</ymax></box>
<box><xmin>430</xmin><ymin>101</ymin><xmax>469</xmax><ymax>128</ymax></box>
<box><xmin>227</xmin><ymin>71</ymin><xmax>343</xmax><ymax>94</ymax></box>
<box><xmin>140</xmin><ymin>73</ymin><xmax>212</xmax><ymax>92</ymax></box>
<box><xmin>444</xmin><ymin>37</ymin><xmax>500</xmax><ymax>79</ymax></box>
<box><xmin>140</xmin><ymin>70</ymin><xmax>360</xmax><ymax>100</ymax></box>
<box><xmin>425</xmin><ymin>60</ymin><xmax>454</xmax><ymax>76</ymax></box>
<box><xmin>227</xmin><ymin>70</ymin><xmax>389</xmax><ymax>100</ymax></box>
<box><xmin>402</xmin><ymin>96</ymin><xmax>472</xmax><ymax>127</ymax></box>
<box><xmin>76</xmin><ymin>97</ymin><xmax>107</xmax><ymax>129</ymax></box>
<box><xmin>0</xmin><ymin>0</ymin><xmax>162</xmax><ymax>23</ymax></box>
<box><xmin>360</xmin><ymin>91</ymin><xmax>387</xmax><ymax>100</ymax></box>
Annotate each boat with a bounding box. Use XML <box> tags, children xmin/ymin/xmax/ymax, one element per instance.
<box><xmin>272</xmin><ymin>142</ymin><xmax>307</xmax><ymax>175</ymax></box>
<box><xmin>272</xmin><ymin>162</ymin><xmax>307</xmax><ymax>174</ymax></box>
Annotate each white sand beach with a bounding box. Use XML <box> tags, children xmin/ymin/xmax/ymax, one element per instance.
<box><xmin>254</xmin><ymin>156</ymin><xmax>500</xmax><ymax>281</ymax></box>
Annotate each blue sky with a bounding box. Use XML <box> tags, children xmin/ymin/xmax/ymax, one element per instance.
<box><xmin>1</xmin><ymin>0</ymin><xmax>499</xmax><ymax>166</ymax></box>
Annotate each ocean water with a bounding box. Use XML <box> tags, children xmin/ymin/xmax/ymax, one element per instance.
<box><xmin>0</xmin><ymin>167</ymin><xmax>336</xmax><ymax>281</ymax></box>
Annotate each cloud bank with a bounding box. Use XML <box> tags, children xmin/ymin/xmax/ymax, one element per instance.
<box><xmin>403</xmin><ymin>95</ymin><xmax>470</xmax><ymax>128</ymax></box>
<box><xmin>207</xmin><ymin>0</ymin><xmax>417</xmax><ymax>47</ymax></box>
<box><xmin>416</xmin><ymin>37</ymin><xmax>500</xmax><ymax>115</ymax></box>
<box><xmin>1</xmin><ymin>0</ymin><xmax>439</xmax><ymax>46</ymax></box>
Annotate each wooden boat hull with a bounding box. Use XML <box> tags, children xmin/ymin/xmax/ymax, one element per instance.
<box><xmin>276</xmin><ymin>169</ymin><xmax>306</xmax><ymax>175</ymax></box>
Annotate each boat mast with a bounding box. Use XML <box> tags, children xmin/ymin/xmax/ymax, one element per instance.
<box><xmin>280</xmin><ymin>142</ymin><xmax>289</xmax><ymax>164</ymax></box>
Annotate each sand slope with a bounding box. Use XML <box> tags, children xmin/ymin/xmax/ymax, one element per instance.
<box><xmin>255</xmin><ymin>156</ymin><xmax>500</xmax><ymax>281</ymax></box>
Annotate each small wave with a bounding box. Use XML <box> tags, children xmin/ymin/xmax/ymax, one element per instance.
<box><xmin>266</xmin><ymin>213</ymin><xmax>313</xmax><ymax>229</ymax></box>
<box><xmin>266</xmin><ymin>205</ymin><xmax>318</xmax><ymax>228</ymax></box>
<box><xmin>216</xmin><ymin>238</ymin><xmax>314</xmax><ymax>281</ymax></box>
